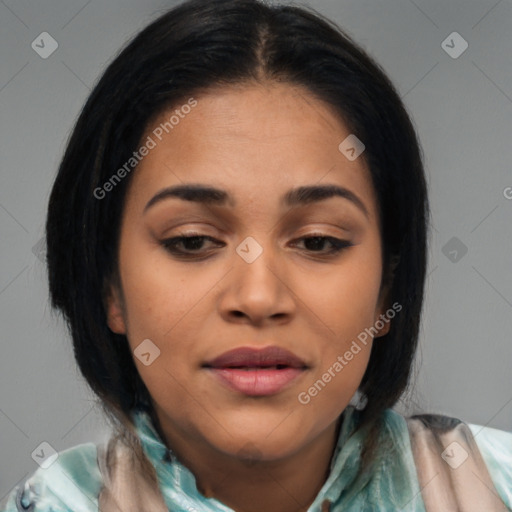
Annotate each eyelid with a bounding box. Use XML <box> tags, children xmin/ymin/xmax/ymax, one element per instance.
<box><xmin>160</xmin><ymin>231</ymin><xmax>354</xmax><ymax>259</ymax></box>
<box><xmin>161</xmin><ymin>217</ymin><xmax>355</xmax><ymax>234</ymax></box>
<box><xmin>167</xmin><ymin>226</ymin><xmax>352</xmax><ymax>243</ymax></box>
<box><xmin>150</xmin><ymin>208</ymin><xmax>359</xmax><ymax>233</ymax></box>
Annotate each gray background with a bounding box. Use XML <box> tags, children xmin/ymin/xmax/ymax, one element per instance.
<box><xmin>1</xmin><ymin>0</ymin><xmax>511</xmax><ymax>501</ymax></box>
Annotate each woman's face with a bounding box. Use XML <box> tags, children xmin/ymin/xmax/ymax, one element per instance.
<box><xmin>107</xmin><ymin>81</ymin><xmax>391</xmax><ymax>462</ymax></box>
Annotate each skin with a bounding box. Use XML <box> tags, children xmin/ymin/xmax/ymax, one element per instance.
<box><xmin>106</xmin><ymin>81</ymin><xmax>392</xmax><ymax>512</ymax></box>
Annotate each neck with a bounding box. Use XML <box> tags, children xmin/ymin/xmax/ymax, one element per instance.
<box><xmin>152</xmin><ymin>412</ymin><xmax>343</xmax><ymax>512</ymax></box>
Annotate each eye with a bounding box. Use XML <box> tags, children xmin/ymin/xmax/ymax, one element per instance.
<box><xmin>291</xmin><ymin>234</ymin><xmax>353</xmax><ymax>255</ymax></box>
<box><xmin>161</xmin><ymin>234</ymin><xmax>224</xmax><ymax>257</ymax></box>
<box><xmin>160</xmin><ymin>233</ymin><xmax>353</xmax><ymax>259</ymax></box>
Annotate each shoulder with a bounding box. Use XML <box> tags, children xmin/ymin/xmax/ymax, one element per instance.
<box><xmin>405</xmin><ymin>411</ymin><xmax>512</xmax><ymax>510</ymax></box>
<box><xmin>371</xmin><ymin>408</ymin><xmax>427</xmax><ymax>509</ymax></box>
<box><xmin>0</xmin><ymin>442</ymin><xmax>103</xmax><ymax>512</ymax></box>
<box><xmin>358</xmin><ymin>409</ymin><xmax>512</xmax><ymax>510</ymax></box>
<box><xmin>331</xmin><ymin>407</ymin><xmax>427</xmax><ymax>510</ymax></box>
<box><xmin>467</xmin><ymin>421</ymin><xmax>512</xmax><ymax>506</ymax></box>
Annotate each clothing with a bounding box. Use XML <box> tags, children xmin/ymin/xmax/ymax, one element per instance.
<box><xmin>1</xmin><ymin>405</ymin><xmax>511</xmax><ymax>511</ymax></box>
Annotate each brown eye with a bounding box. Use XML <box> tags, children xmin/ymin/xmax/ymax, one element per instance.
<box><xmin>161</xmin><ymin>233</ymin><xmax>352</xmax><ymax>260</ymax></box>
<box><xmin>291</xmin><ymin>235</ymin><xmax>353</xmax><ymax>255</ymax></box>
<box><xmin>161</xmin><ymin>234</ymin><xmax>224</xmax><ymax>257</ymax></box>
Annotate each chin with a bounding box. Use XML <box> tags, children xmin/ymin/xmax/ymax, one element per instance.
<box><xmin>208</xmin><ymin>425</ymin><xmax>307</xmax><ymax>462</ymax></box>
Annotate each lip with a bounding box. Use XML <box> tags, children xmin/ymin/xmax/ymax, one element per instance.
<box><xmin>203</xmin><ymin>346</ymin><xmax>308</xmax><ymax>396</ymax></box>
<box><xmin>204</xmin><ymin>346</ymin><xmax>307</xmax><ymax>369</ymax></box>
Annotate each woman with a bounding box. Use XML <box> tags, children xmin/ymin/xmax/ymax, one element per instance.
<box><xmin>2</xmin><ymin>0</ymin><xmax>511</xmax><ymax>510</ymax></box>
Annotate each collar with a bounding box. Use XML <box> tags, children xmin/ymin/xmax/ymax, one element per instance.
<box><xmin>131</xmin><ymin>404</ymin><xmax>373</xmax><ymax>511</ymax></box>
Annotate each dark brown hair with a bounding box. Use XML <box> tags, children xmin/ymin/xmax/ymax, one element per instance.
<box><xmin>46</xmin><ymin>0</ymin><xmax>429</xmax><ymax>488</ymax></box>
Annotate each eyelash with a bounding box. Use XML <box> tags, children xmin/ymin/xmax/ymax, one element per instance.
<box><xmin>161</xmin><ymin>233</ymin><xmax>353</xmax><ymax>259</ymax></box>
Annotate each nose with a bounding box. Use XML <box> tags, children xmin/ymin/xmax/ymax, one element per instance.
<box><xmin>217</xmin><ymin>237</ymin><xmax>296</xmax><ymax>326</ymax></box>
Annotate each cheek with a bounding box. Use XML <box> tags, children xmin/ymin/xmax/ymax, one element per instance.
<box><xmin>294</xmin><ymin>245</ymin><xmax>382</xmax><ymax>406</ymax></box>
<box><xmin>118</xmin><ymin>238</ymin><xmax>195</xmax><ymax>338</ymax></box>
<box><xmin>116</xmin><ymin>238</ymin><xmax>212</xmax><ymax>391</ymax></box>
<box><xmin>117</xmin><ymin>221</ymin><xmax>383</xmax><ymax>403</ymax></box>
<box><xmin>300</xmin><ymin>253</ymin><xmax>382</xmax><ymax>336</ymax></box>
<box><xmin>296</xmin><ymin>346</ymin><xmax>372</xmax><ymax>438</ymax></box>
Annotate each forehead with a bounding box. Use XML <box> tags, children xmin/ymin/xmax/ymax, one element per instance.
<box><xmin>129</xmin><ymin>82</ymin><xmax>378</xmax><ymax>221</ymax></box>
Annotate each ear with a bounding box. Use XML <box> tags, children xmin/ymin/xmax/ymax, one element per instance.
<box><xmin>375</xmin><ymin>311</ymin><xmax>391</xmax><ymax>338</ymax></box>
<box><xmin>105</xmin><ymin>282</ymin><xmax>127</xmax><ymax>335</ymax></box>
<box><xmin>374</xmin><ymin>296</ymin><xmax>392</xmax><ymax>338</ymax></box>
<box><xmin>374</xmin><ymin>253</ymin><xmax>400</xmax><ymax>339</ymax></box>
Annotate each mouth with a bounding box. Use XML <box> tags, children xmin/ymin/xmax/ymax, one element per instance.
<box><xmin>202</xmin><ymin>346</ymin><xmax>308</xmax><ymax>396</ymax></box>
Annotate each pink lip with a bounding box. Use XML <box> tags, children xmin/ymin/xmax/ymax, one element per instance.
<box><xmin>203</xmin><ymin>346</ymin><xmax>308</xmax><ymax>396</ymax></box>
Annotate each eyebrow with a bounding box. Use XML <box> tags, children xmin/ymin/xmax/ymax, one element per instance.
<box><xmin>143</xmin><ymin>183</ymin><xmax>369</xmax><ymax>219</ymax></box>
